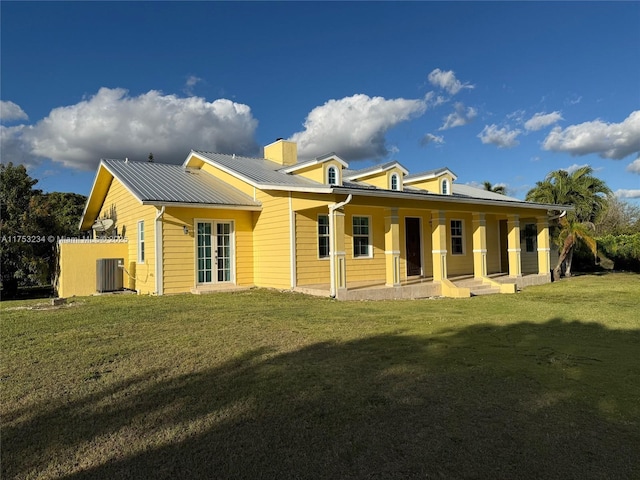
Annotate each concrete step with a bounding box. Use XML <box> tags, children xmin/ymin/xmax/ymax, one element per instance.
<box><xmin>470</xmin><ymin>288</ymin><xmax>501</xmax><ymax>296</ymax></box>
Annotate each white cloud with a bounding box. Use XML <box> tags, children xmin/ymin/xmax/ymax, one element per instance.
<box><xmin>542</xmin><ymin>110</ymin><xmax>640</xmax><ymax>160</ymax></box>
<box><xmin>289</xmin><ymin>94</ymin><xmax>427</xmax><ymax>162</ymax></box>
<box><xmin>627</xmin><ymin>158</ymin><xmax>640</xmax><ymax>174</ymax></box>
<box><xmin>424</xmin><ymin>91</ymin><xmax>448</xmax><ymax>108</ymax></box>
<box><xmin>614</xmin><ymin>189</ymin><xmax>640</xmax><ymax>199</ymax></box>
<box><xmin>562</xmin><ymin>163</ymin><xmax>590</xmax><ymax>174</ymax></box>
<box><xmin>420</xmin><ymin>133</ymin><xmax>445</xmax><ymax>146</ymax></box>
<box><xmin>0</xmin><ymin>87</ymin><xmax>259</xmax><ymax>170</ymax></box>
<box><xmin>183</xmin><ymin>75</ymin><xmax>203</xmax><ymax>96</ymax></box>
<box><xmin>477</xmin><ymin>124</ymin><xmax>521</xmax><ymax>148</ymax></box>
<box><xmin>524</xmin><ymin>111</ymin><xmax>563</xmax><ymax>131</ymax></box>
<box><xmin>0</xmin><ymin>101</ymin><xmax>28</xmax><ymax>122</ymax></box>
<box><xmin>439</xmin><ymin>102</ymin><xmax>477</xmax><ymax>130</ymax></box>
<box><xmin>427</xmin><ymin>68</ymin><xmax>474</xmax><ymax>95</ymax></box>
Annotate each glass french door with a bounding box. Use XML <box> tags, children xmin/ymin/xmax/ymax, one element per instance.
<box><xmin>197</xmin><ymin>221</ymin><xmax>232</xmax><ymax>284</ymax></box>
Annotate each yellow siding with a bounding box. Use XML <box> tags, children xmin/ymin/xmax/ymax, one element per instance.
<box><xmin>291</xmin><ymin>160</ymin><xmax>343</xmax><ymax>185</ymax></box>
<box><xmin>162</xmin><ymin>207</ymin><xmax>255</xmax><ymax>294</ymax></box>
<box><xmin>57</xmin><ymin>241</ymin><xmax>129</xmax><ymax>297</ymax></box>
<box><xmin>100</xmin><ymin>177</ymin><xmax>157</xmax><ymax>294</ymax></box>
<box><xmin>521</xmin><ymin>218</ymin><xmax>539</xmax><ymax>274</ymax></box>
<box><xmin>344</xmin><ymin>207</ymin><xmax>386</xmax><ymax>283</ymax></box>
<box><xmin>295</xmin><ymin>208</ymin><xmax>330</xmax><ymax>286</ymax></box>
<box><xmin>356</xmin><ymin>167</ymin><xmax>404</xmax><ymax>190</ymax></box>
<box><xmin>445</xmin><ymin>212</ymin><xmax>474</xmax><ymax>276</ymax></box>
<box><xmin>253</xmin><ymin>191</ymin><xmax>292</xmax><ymax>289</ymax></box>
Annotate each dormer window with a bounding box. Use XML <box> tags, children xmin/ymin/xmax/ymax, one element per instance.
<box><xmin>327</xmin><ymin>165</ymin><xmax>338</xmax><ymax>186</ymax></box>
<box><xmin>442</xmin><ymin>179</ymin><xmax>449</xmax><ymax>195</ymax></box>
<box><xmin>390</xmin><ymin>173</ymin><xmax>400</xmax><ymax>191</ymax></box>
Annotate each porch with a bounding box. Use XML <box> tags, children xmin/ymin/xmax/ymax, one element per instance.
<box><xmin>293</xmin><ymin>273</ymin><xmax>550</xmax><ymax>301</ymax></box>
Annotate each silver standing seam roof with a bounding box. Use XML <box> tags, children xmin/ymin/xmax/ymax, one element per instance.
<box><xmin>101</xmin><ymin>158</ymin><xmax>261</xmax><ymax>208</ymax></box>
<box><xmin>186</xmin><ymin>150</ymin><xmax>568</xmax><ymax>210</ymax></box>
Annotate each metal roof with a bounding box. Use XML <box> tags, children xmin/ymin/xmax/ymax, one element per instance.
<box><xmin>344</xmin><ymin>161</ymin><xmax>409</xmax><ymax>179</ymax></box>
<box><xmin>452</xmin><ymin>184</ymin><xmax>521</xmax><ymax>202</ymax></box>
<box><xmin>404</xmin><ymin>167</ymin><xmax>458</xmax><ymax>181</ymax></box>
<box><xmin>191</xmin><ymin>151</ymin><xmax>322</xmax><ymax>188</ymax></box>
<box><xmin>102</xmin><ymin>159</ymin><xmax>261</xmax><ymax>208</ymax></box>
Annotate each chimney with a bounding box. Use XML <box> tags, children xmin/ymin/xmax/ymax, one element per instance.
<box><xmin>264</xmin><ymin>139</ymin><xmax>297</xmax><ymax>166</ymax></box>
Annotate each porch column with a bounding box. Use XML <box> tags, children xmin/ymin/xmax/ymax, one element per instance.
<box><xmin>329</xmin><ymin>208</ymin><xmax>347</xmax><ymax>297</ymax></box>
<box><xmin>507</xmin><ymin>214</ymin><xmax>522</xmax><ymax>278</ymax></box>
<box><xmin>472</xmin><ymin>213</ymin><xmax>487</xmax><ymax>278</ymax></box>
<box><xmin>431</xmin><ymin>210</ymin><xmax>448</xmax><ymax>281</ymax></box>
<box><xmin>536</xmin><ymin>216</ymin><xmax>551</xmax><ymax>276</ymax></box>
<box><xmin>384</xmin><ymin>208</ymin><xmax>401</xmax><ymax>286</ymax></box>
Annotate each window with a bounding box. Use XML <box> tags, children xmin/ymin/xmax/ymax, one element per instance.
<box><xmin>450</xmin><ymin>219</ymin><xmax>464</xmax><ymax>255</ymax></box>
<box><xmin>353</xmin><ymin>216</ymin><xmax>371</xmax><ymax>257</ymax></box>
<box><xmin>327</xmin><ymin>166</ymin><xmax>338</xmax><ymax>185</ymax></box>
<box><xmin>318</xmin><ymin>215</ymin><xmax>330</xmax><ymax>258</ymax></box>
<box><xmin>523</xmin><ymin>223</ymin><xmax>537</xmax><ymax>253</ymax></box>
<box><xmin>442</xmin><ymin>179</ymin><xmax>449</xmax><ymax>195</ymax></box>
<box><xmin>137</xmin><ymin>220</ymin><xmax>145</xmax><ymax>262</ymax></box>
<box><xmin>390</xmin><ymin>173</ymin><xmax>400</xmax><ymax>191</ymax></box>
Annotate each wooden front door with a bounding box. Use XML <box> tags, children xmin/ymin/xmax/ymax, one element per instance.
<box><xmin>405</xmin><ymin>217</ymin><xmax>422</xmax><ymax>276</ymax></box>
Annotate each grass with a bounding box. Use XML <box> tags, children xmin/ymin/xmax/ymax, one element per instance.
<box><xmin>2</xmin><ymin>273</ymin><xmax>639</xmax><ymax>479</ymax></box>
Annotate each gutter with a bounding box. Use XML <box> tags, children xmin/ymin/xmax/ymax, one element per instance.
<box><xmin>155</xmin><ymin>206</ymin><xmax>165</xmax><ymax>295</ymax></box>
<box><xmin>329</xmin><ymin>194</ymin><xmax>353</xmax><ymax>298</ymax></box>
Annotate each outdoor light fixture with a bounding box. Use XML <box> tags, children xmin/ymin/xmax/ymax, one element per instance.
<box><xmin>183</xmin><ymin>226</ymin><xmax>189</xmax><ymax>235</ymax></box>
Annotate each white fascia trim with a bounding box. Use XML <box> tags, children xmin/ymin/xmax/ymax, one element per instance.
<box><xmin>185</xmin><ymin>151</ymin><xmax>260</xmax><ymax>188</ymax></box>
<box><xmin>404</xmin><ymin>169</ymin><xmax>458</xmax><ymax>183</ymax></box>
<box><xmin>345</xmin><ymin>162</ymin><xmax>409</xmax><ymax>180</ymax></box>
<box><xmin>142</xmin><ymin>201</ymin><xmax>262</xmax><ymax>211</ymax></box>
<box><xmin>282</xmin><ymin>155</ymin><xmax>349</xmax><ymax>173</ymax></box>
<box><xmin>80</xmin><ymin>161</ymin><xmax>144</xmax><ymax>230</ymax></box>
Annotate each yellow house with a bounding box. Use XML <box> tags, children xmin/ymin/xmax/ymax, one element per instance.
<box><xmin>60</xmin><ymin>139</ymin><xmax>568</xmax><ymax>299</ymax></box>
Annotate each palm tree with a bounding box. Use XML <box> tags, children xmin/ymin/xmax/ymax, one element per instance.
<box><xmin>554</xmin><ymin>216</ymin><xmax>597</xmax><ymax>278</ymax></box>
<box><xmin>526</xmin><ymin>166</ymin><xmax>611</xmax><ymax>277</ymax></box>
<box><xmin>482</xmin><ymin>181</ymin><xmax>506</xmax><ymax>195</ymax></box>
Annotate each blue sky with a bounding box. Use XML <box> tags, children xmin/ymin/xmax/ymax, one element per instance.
<box><xmin>2</xmin><ymin>1</ymin><xmax>639</xmax><ymax>202</ymax></box>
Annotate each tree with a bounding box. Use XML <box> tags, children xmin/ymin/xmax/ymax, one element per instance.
<box><xmin>482</xmin><ymin>181</ymin><xmax>506</xmax><ymax>195</ymax></box>
<box><xmin>595</xmin><ymin>195</ymin><xmax>640</xmax><ymax>236</ymax></box>
<box><xmin>526</xmin><ymin>166</ymin><xmax>611</xmax><ymax>278</ymax></box>
<box><xmin>1</xmin><ymin>163</ymin><xmax>86</xmax><ymax>296</ymax></box>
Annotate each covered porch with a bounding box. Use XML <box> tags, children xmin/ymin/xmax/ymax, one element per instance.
<box><xmin>292</xmin><ymin>196</ymin><xmax>553</xmax><ymax>300</ymax></box>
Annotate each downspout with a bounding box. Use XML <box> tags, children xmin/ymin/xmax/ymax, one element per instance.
<box><xmin>289</xmin><ymin>193</ymin><xmax>296</xmax><ymax>289</ymax></box>
<box><xmin>329</xmin><ymin>194</ymin><xmax>352</xmax><ymax>298</ymax></box>
<box><xmin>548</xmin><ymin>210</ymin><xmax>567</xmax><ymax>221</ymax></box>
<box><xmin>155</xmin><ymin>206</ymin><xmax>165</xmax><ymax>295</ymax></box>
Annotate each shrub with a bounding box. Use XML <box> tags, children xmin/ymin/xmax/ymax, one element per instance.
<box><xmin>597</xmin><ymin>233</ymin><xmax>640</xmax><ymax>272</ymax></box>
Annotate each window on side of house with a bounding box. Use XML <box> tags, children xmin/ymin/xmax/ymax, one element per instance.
<box><xmin>450</xmin><ymin>219</ymin><xmax>464</xmax><ymax>255</ymax></box>
<box><xmin>327</xmin><ymin>166</ymin><xmax>338</xmax><ymax>186</ymax></box>
<box><xmin>523</xmin><ymin>223</ymin><xmax>537</xmax><ymax>253</ymax></box>
<box><xmin>137</xmin><ymin>220</ymin><xmax>145</xmax><ymax>262</ymax></box>
<box><xmin>390</xmin><ymin>173</ymin><xmax>400</xmax><ymax>191</ymax></box>
<box><xmin>318</xmin><ymin>215</ymin><xmax>330</xmax><ymax>259</ymax></box>
<box><xmin>352</xmin><ymin>216</ymin><xmax>371</xmax><ymax>257</ymax></box>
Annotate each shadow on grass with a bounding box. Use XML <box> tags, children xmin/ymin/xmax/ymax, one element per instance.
<box><xmin>4</xmin><ymin>319</ymin><xmax>639</xmax><ymax>480</ymax></box>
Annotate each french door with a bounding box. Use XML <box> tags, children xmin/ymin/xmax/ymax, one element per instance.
<box><xmin>196</xmin><ymin>221</ymin><xmax>233</xmax><ymax>284</ymax></box>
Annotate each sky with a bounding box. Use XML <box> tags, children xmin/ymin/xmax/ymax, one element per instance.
<box><xmin>1</xmin><ymin>1</ymin><xmax>639</xmax><ymax>203</ymax></box>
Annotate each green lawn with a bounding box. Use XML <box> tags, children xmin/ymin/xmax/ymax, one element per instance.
<box><xmin>2</xmin><ymin>273</ymin><xmax>639</xmax><ymax>480</ymax></box>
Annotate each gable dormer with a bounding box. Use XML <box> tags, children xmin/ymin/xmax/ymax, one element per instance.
<box><xmin>281</xmin><ymin>152</ymin><xmax>348</xmax><ymax>186</ymax></box>
<box><xmin>403</xmin><ymin>168</ymin><xmax>457</xmax><ymax>195</ymax></box>
<box><xmin>344</xmin><ymin>162</ymin><xmax>409</xmax><ymax>191</ymax></box>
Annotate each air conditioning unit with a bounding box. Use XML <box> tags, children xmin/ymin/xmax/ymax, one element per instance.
<box><xmin>96</xmin><ymin>258</ymin><xmax>124</xmax><ymax>293</ymax></box>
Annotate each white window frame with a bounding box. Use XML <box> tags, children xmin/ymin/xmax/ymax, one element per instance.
<box><xmin>137</xmin><ymin>220</ymin><xmax>145</xmax><ymax>263</ymax></box>
<box><xmin>352</xmin><ymin>215</ymin><xmax>372</xmax><ymax>258</ymax></box>
<box><xmin>318</xmin><ymin>214</ymin><xmax>330</xmax><ymax>259</ymax></box>
<box><xmin>523</xmin><ymin>223</ymin><xmax>537</xmax><ymax>253</ymax></box>
<box><xmin>450</xmin><ymin>219</ymin><xmax>465</xmax><ymax>255</ymax></box>
<box><xmin>442</xmin><ymin>179</ymin><xmax>450</xmax><ymax>195</ymax></box>
<box><xmin>390</xmin><ymin>173</ymin><xmax>400</xmax><ymax>191</ymax></box>
<box><xmin>327</xmin><ymin>165</ymin><xmax>339</xmax><ymax>186</ymax></box>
